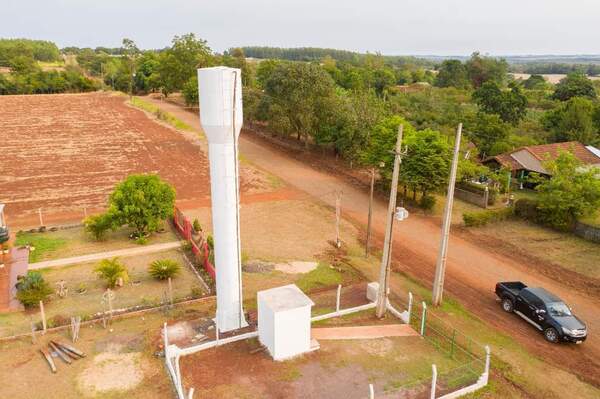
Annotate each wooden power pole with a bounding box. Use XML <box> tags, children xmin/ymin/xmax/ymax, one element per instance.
<box><xmin>376</xmin><ymin>124</ymin><xmax>404</xmax><ymax>318</ymax></box>
<box><xmin>432</xmin><ymin>123</ymin><xmax>463</xmax><ymax>306</ymax></box>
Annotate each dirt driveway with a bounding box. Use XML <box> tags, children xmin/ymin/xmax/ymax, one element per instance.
<box><xmin>142</xmin><ymin>96</ymin><xmax>600</xmax><ymax>388</ymax></box>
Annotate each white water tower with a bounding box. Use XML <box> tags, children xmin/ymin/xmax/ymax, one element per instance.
<box><xmin>197</xmin><ymin>67</ymin><xmax>248</xmax><ymax>332</ymax></box>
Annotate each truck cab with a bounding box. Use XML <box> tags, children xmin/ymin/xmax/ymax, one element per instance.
<box><xmin>495</xmin><ymin>282</ymin><xmax>587</xmax><ymax>343</ymax></box>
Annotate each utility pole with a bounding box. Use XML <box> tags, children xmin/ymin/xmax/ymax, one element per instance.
<box><xmin>335</xmin><ymin>191</ymin><xmax>342</xmax><ymax>248</ymax></box>
<box><xmin>365</xmin><ymin>168</ymin><xmax>375</xmax><ymax>257</ymax></box>
<box><xmin>432</xmin><ymin>123</ymin><xmax>463</xmax><ymax>306</ymax></box>
<box><xmin>376</xmin><ymin>124</ymin><xmax>404</xmax><ymax>318</ymax></box>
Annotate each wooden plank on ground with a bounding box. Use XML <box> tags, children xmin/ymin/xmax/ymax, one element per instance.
<box><xmin>49</xmin><ymin>342</ymin><xmax>72</xmax><ymax>364</ymax></box>
<box><xmin>52</xmin><ymin>340</ymin><xmax>86</xmax><ymax>358</ymax></box>
<box><xmin>40</xmin><ymin>348</ymin><xmax>57</xmax><ymax>373</ymax></box>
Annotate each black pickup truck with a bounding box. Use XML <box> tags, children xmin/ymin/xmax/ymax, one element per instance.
<box><xmin>495</xmin><ymin>282</ymin><xmax>587</xmax><ymax>343</ymax></box>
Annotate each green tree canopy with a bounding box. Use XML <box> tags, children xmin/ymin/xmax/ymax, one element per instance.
<box><xmin>543</xmin><ymin>97</ymin><xmax>600</xmax><ymax>145</ymax></box>
<box><xmin>158</xmin><ymin>33</ymin><xmax>212</xmax><ymax>95</ymax></box>
<box><xmin>435</xmin><ymin>60</ymin><xmax>470</xmax><ymax>89</ymax></box>
<box><xmin>472</xmin><ymin>82</ymin><xmax>528</xmax><ymax>125</ymax></box>
<box><xmin>534</xmin><ymin>152</ymin><xmax>600</xmax><ymax>230</ymax></box>
<box><xmin>552</xmin><ymin>72</ymin><xmax>597</xmax><ymax>101</ymax></box>
<box><xmin>263</xmin><ymin>62</ymin><xmax>338</xmax><ymax>147</ymax></box>
<box><xmin>467</xmin><ymin>113</ymin><xmax>512</xmax><ymax>157</ymax></box>
<box><xmin>522</xmin><ymin>74</ymin><xmax>548</xmax><ymax>90</ymax></box>
<box><xmin>108</xmin><ymin>174</ymin><xmax>176</xmax><ymax>237</ymax></box>
<box><xmin>466</xmin><ymin>52</ymin><xmax>508</xmax><ymax>88</ymax></box>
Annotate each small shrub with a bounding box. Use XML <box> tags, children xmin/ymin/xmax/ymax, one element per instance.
<box><xmin>192</xmin><ymin>219</ymin><xmax>202</xmax><ymax>233</ymax></box>
<box><xmin>149</xmin><ymin>259</ymin><xmax>181</xmax><ymax>280</ymax></box>
<box><xmin>514</xmin><ymin>198</ymin><xmax>540</xmax><ymax>222</ymax></box>
<box><xmin>15</xmin><ymin>271</ymin><xmax>53</xmax><ymax>307</ymax></box>
<box><xmin>190</xmin><ymin>287</ymin><xmax>204</xmax><ymax>298</ymax></box>
<box><xmin>463</xmin><ymin>207</ymin><xmax>514</xmax><ymax>227</ymax></box>
<box><xmin>84</xmin><ymin>213</ymin><xmax>115</xmax><ymax>241</ymax></box>
<box><xmin>95</xmin><ymin>258</ymin><xmax>128</xmax><ymax>288</ymax></box>
<box><xmin>135</xmin><ymin>236</ymin><xmax>148</xmax><ymax>245</ymax></box>
<box><xmin>419</xmin><ymin>195</ymin><xmax>436</xmax><ymax>211</ymax></box>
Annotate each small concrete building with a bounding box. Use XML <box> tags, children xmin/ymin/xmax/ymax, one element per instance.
<box><xmin>257</xmin><ymin>284</ymin><xmax>314</xmax><ymax>361</ymax></box>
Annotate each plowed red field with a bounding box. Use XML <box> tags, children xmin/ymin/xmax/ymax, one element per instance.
<box><xmin>0</xmin><ymin>92</ymin><xmax>212</xmax><ymax>227</ymax></box>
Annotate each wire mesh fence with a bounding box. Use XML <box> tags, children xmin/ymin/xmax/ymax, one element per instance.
<box><xmin>386</xmin><ymin>291</ymin><xmax>488</xmax><ymax>396</ymax></box>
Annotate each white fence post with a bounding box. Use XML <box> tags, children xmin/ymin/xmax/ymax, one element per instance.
<box><xmin>336</xmin><ymin>284</ymin><xmax>342</xmax><ymax>312</ymax></box>
<box><xmin>430</xmin><ymin>364</ymin><xmax>437</xmax><ymax>399</ymax></box>
<box><xmin>38</xmin><ymin>208</ymin><xmax>44</xmax><ymax>227</ymax></box>
<box><xmin>407</xmin><ymin>292</ymin><xmax>413</xmax><ymax>324</ymax></box>
<box><xmin>188</xmin><ymin>387</ymin><xmax>195</xmax><ymax>399</ymax></box>
<box><xmin>369</xmin><ymin>383</ymin><xmax>374</xmax><ymax>399</ymax></box>
<box><xmin>420</xmin><ymin>302</ymin><xmax>427</xmax><ymax>336</ymax></box>
<box><xmin>483</xmin><ymin>345</ymin><xmax>491</xmax><ymax>384</ymax></box>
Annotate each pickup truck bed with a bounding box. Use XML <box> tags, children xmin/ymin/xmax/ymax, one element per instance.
<box><xmin>495</xmin><ymin>281</ymin><xmax>526</xmax><ymax>297</ymax></box>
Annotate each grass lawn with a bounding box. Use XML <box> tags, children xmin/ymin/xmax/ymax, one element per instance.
<box><xmin>130</xmin><ymin>96</ymin><xmax>193</xmax><ymax>131</ymax></box>
<box><xmin>466</xmin><ymin>219</ymin><xmax>600</xmax><ymax>280</ymax></box>
<box><xmin>0</xmin><ymin>249</ymin><xmax>206</xmax><ymax>337</ymax></box>
<box><xmin>14</xmin><ymin>224</ymin><xmax>179</xmax><ymax>263</ymax></box>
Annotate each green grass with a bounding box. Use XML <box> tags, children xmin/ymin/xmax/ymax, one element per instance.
<box><xmin>15</xmin><ymin>232</ymin><xmax>67</xmax><ymax>263</ymax></box>
<box><xmin>295</xmin><ymin>263</ymin><xmax>343</xmax><ymax>292</ymax></box>
<box><xmin>130</xmin><ymin>97</ymin><xmax>193</xmax><ymax>131</ymax></box>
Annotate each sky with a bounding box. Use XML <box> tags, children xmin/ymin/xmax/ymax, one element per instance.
<box><xmin>2</xmin><ymin>0</ymin><xmax>599</xmax><ymax>55</ymax></box>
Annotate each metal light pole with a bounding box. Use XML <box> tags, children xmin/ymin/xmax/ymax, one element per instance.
<box><xmin>376</xmin><ymin>124</ymin><xmax>406</xmax><ymax>318</ymax></box>
<box><xmin>432</xmin><ymin>123</ymin><xmax>463</xmax><ymax>306</ymax></box>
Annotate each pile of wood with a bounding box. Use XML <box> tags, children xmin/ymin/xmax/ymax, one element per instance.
<box><xmin>40</xmin><ymin>341</ymin><xmax>86</xmax><ymax>373</ymax></box>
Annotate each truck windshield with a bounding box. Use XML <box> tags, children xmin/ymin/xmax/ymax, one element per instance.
<box><xmin>547</xmin><ymin>302</ymin><xmax>572</xmax><ymax>317</ymax></box>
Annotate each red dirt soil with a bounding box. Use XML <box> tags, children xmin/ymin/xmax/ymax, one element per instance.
<box><xmin>0</xmin><ymin>93</ymin><xmax>210</xmax><ymax>226</ymax></box>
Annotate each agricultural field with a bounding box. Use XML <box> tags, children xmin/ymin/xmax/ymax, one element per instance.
<box><xmin>0</xmin><ymin>92</ymin><xmax>271</xmax><ymax>228</ymax></box>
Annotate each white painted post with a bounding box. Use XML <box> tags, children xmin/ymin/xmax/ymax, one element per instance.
<box><xmin>369</xmin><ymin>383</ymin><xmax>374</xmax><ymax>399</ymax></box>
<box><xmin>38</xmin><ymin>208</ymin><xmax>44</xmax><ymax>227</ymax></box>
<box><xmin>483</xmin><ymin>345</ymin><xmax>491</xmax><ymax>384</ymax></box>
<box><xmin>420</xmin><ymin>302</ymin><xmax>427</xmax><ymax>336</ymax></box>
<box><xmin>215</xmin><ymin>318</ymin><xmax>220</xmax><ymax>345</ymax></box>
<box><xmin>188</xmin><ymin>387</ymin><xmax>195</xmax><ymax>399</ymax></box>
<box><xmin>163</xmin><ymin>322</ymin><xmax>169</xmax><ymax>348</ymax></box>
<box><xmin>336</xmin><ymin>284</ymin><xmax>342</xmax><ymax>312</ymax></box>
<box><xmin>83</xmin><ymin>206</ymin><xmax>88</xmax><ymax>218</ymax></box>
<box><xmin>39</xmin><ymin>300</ymin><xmax>47</xmax><ymax>334</ymax></box>
<box><xmin>430</xmin><ymin>364</ymin><xmax>437</xmax><ymax>399</ymax></box>
<box><xmin>407</xmin><ymin>292</ymin><xmax>413</xmax><ymax>324</ymax></box>
<box><xmin>175</xmin><ymin>354</ymin><xmax>182</xmax><ymax>386</ymax></box>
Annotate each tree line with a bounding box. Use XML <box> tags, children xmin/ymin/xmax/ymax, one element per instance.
<box><xmin>0</xmin><ymin>38</ymin><xmax>97</xmax><ymax>95</ymax></box>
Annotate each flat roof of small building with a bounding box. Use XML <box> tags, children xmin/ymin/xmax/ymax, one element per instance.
<box><xmin>257</xmin><ymin>284</ymin><xmax>314</xmax><ymax>312</ymax></box>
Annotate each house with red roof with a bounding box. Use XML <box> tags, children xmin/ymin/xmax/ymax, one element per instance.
<box><xmin>483</xmin><ymin>141</ymin><xmax>600</xmax><ymax>180</ymax></box>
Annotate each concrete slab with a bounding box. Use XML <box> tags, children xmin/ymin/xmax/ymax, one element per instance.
<box><xmin>311</xmin><ymin>324</ymin><xmax>419</xmax><ymax>340</ymax></box>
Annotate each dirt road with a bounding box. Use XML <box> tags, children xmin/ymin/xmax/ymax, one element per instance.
<box><xmin>143</xmin><ymin>96</ymin><xmax>600</xmax><ymax>387</ymax></box>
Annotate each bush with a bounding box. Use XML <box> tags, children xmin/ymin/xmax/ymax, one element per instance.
<box><xmin>95</xmin><ymin>258</ymin><xmax>128</xmax><ymax>288</ymax></box>
<box><xmin>148</xmin><ymin>259</ymin><xmax>181</xmax><ymax>280</ymax></box>
<box><xmin>419</xmin><ymin>194</ymin><xmax>436</xmax><ymax>211</ymax></box>
<box><xmin>192</xmin><ymin>219</ymin><xmax>202</xmax><ymax>233</ymax></box>
<box><xmin>84</xmin><ymin>213</ymin><xmax>115</xmax><ymax>241</ymax></box>
<box><xmin>463</xmin><ymin>207</ymin><xmax>514</xmax><ymax>227</ymax></box>
<box><xmin>15</xmin><ymin>271</ymin><xmax>53</xmax><ymax>307</ymax></box>
<box><xmin>514</xmin><ymin>198</ymin><xmax>540</xmax><ymax>222</ymax></box>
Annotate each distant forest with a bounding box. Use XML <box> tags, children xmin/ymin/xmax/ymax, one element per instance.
<box><xmin>240</xmin><ymin>46</ymin><xmax>434</xmax><ymax>68</ymax></box>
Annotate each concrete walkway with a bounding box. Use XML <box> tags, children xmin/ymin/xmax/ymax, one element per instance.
<box><xmin>29</xmin><ymin>241</ymin><xmax>183</xmax><ymax>270</ymax></box>
<box><xmin>311</xmin><ymin>324</ymin><xmax>419</xmax><ymax>340</ymax></box>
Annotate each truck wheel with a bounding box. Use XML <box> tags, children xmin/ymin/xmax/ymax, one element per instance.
<box><xmin>501</xmin><ymin>298</ymin><xmax>514</xmax><ymax>313</ymax></box>
<box><xmin>544</xmin><ymin>328</ymin><xmax>559</xmax><ymax>343</ymax></box>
